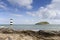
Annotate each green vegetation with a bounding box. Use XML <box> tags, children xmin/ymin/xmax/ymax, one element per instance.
<box><xmin>35</xmin><ymin>22</ymin><xmax>49</xmax><ymax>25</ymax></box>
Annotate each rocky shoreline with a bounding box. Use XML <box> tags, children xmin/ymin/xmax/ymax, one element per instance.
<box><xmin>0</xmin><ymin>28</ymin><xmax>60</xmax><ymax>40</ymax></box>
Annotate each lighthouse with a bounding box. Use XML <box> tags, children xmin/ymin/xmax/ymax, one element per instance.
<box><xmin>10</xmin><ymin>19</ymin><xmax>13</xmax><ymax>29</ymax></box>
<box><xmin>10</xmin><ymin>19</ymin><xmax>13</xmax><ymax>25</ymax></box>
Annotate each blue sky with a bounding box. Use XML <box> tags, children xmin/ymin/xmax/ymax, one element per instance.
<box><xmin>0</xmin><ymin>0</ymin><xmax>60</xmax><ymax>24</ymax></box>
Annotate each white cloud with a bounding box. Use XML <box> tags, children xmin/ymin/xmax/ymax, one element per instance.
<box><xmin>27</xmin><ymin>0</ymin><xmax>60</xmax><ymax>19</ymax></box>
<box><xmin>26</xmin><ymin>5</ymin><xmax>32</xmax><ymax>9</ymax></box>
<box><xmin>48</xmin><ymin>20</ymin><xmax>60</xmax><ymax>24</ymax></box>
<box><xmin>11</xmin><ymin>14</ymin><xmax>23</xmax><ymax>17</ymax></box>
<box><xmin>0</xmin><ymin>1</ymin><xmax>21</xmax><ymax>12</ymax></box>
<box><xmin>27</xmin><ymin>12</ymin><xmax>36</xmax><ymax>16</ymax></box>
<box><xmin>0</xmin><ymin>18</ymin><xmax>9</xmax><ymax>24</ymax></box>
<box><xmin>26</xmin><ymin>0</ymin><xmax>60</xmax><ymax>24</ymax></box>
<box><xmin>0</xmin><ymin>4</ymin><xmax>5</xmax><ymax>8</ymax></box>
<box><xmin>23</xmin><ymin>19</ymin><xmax>34</xmax><ymax>24</ymax></box>
<box><xmin>7</xmin><ymin>0</ymin><xmax>33</xmax><ymax>9</ymax></box>
<box><xmin>0</xmin><ymin>2</ymin><xmax>7</xmax><ymax>10</ymax></box>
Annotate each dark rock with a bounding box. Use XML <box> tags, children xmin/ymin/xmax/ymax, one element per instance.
<box><xmin>37</xmin><ymin>30</ymin><xmax>56</xmax><ymax>37</ymax></box>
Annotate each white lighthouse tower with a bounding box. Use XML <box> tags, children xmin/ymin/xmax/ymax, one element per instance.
<box><xmin>10</xmin><ymin>19</ymin><xmax>13</xmax><ymax>28</ymax></box>
<box><xmin>10</xmin><ymin>19</ymin><xmax>13</xmax><ymax>25</ymax></box>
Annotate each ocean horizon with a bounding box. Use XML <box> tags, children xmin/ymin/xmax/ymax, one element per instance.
<box><xmin>0</xmin><ymin>24</ymin><xmax>60</xmax><ymax>31</ymax></box>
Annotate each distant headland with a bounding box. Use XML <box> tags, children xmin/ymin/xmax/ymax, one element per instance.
<box><xmin>35</xmin><ymin>21</ymin><xmax>49</xmax><ymax>25</ymax></box>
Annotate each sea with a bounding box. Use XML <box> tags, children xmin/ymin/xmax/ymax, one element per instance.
<box><xmin>0</xmin><ymin>24</ymin><xmax>60</xmax><ymax>31</ymax></box>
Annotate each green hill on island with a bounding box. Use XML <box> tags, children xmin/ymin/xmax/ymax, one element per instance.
<box><xmin>35</xmin><ymin>22</ymin><xmax>49</xmax><ymax>25</ymax></box>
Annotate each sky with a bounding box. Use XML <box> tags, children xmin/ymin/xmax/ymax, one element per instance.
<box><xmin>0</xmin><ymin>0</ymin><xmax>60</xmax><ymax>24</ymax></box>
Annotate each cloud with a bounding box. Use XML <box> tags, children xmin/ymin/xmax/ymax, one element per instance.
<box><xmin>26</xmin><ymin>0</ymin><xmax>60</xmax><ymax>24</ymax></box>
<box><xmin>21</xmin><ymin>19</ymin><xmax>34</xmax><ymax>24</ymax></box>
<box><xmin>0</xmin><ymin>2</ymin><xmax>7</xmax><ymax>10</ymax></box>
<box><xmin>27</xmin><ymin>0</ymin><xmax>60</xmax><ymax>19</ymax></box>
<box><xmin>27</xmin><ymin>12</ymin><xmax>36</xmax><ymax>16</ymax></box>
<box><xmin>48</xmin><ymin>20</ymin><xmax>60</xmax><ymax>24</ymax></box>
<box><xmin>11</xmin><ymin>14</ymin><xmax>23</xmax><ymax>17</ymax></box>
<box><xmin>0</xmin><ymin>18</ymin><xmax>9</xmax><ymax>24</ymax></box>
<box><xmin>7</xmin><ymin>0</ymin><xmax>33</xmax><ymax>9</ymax></box>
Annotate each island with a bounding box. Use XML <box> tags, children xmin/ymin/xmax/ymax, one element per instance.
<box><xmin>35</xmin><ymin>21</ymin><xmax>49</xmax><ymax>25</ymax></box>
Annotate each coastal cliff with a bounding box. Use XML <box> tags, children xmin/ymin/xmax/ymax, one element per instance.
<box><xmin>0</xmin><ymin>28</ymin><xmax>60</xmax><ymax>40</ymax></box>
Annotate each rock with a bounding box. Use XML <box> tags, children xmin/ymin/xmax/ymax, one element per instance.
<box><xmin>5</xmin><ymin>37</ymin><xmax>12</xmax><ymax>40</ymax></box>
<box><xmin>0</xmin><ymin>28</ymin><xmax>14</xmax><ymax>33</ymax></box>
<box><xmin>37</xmin><ymin>30</ymin><xmax>56</xmax><ymax>37</ymax></box>
<box><xmin>0</xmin><ymin>28</ymin><xmax>60</xmax><ymax>40</ymax></box>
